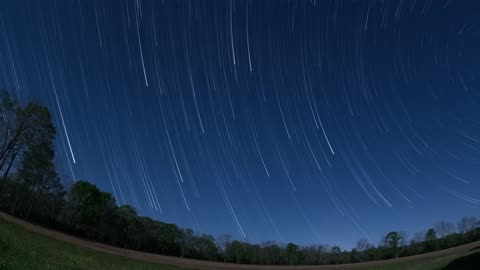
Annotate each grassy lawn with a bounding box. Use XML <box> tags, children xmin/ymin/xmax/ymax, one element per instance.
<box><xmin>0</xmin><ymin>217</ymin><xmax>183</xmax><ymax>270</ymax></box>
<box><xmin>362</xmin><ymin>251</ymin><xmax>478</xmax><ymax>270</ymax></box>
<box><xmin>362</xmin><ymin>255</ymin><xmax>455</xmax><ymax>270</ymax></box>
<box><xmin>0</xmin><ymin>215</ymin><xmax>477</xmax><ymax>270</ymax></box>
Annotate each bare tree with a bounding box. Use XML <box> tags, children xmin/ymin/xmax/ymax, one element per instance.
<box><xmin>457</xmin><ymin>216</ymin><xmax>479</xmax><ymax>233</ymax></box>
<box><xmin>398</xmin><ymin>231</ymin><xmax>408</xmax><ymax>246</ymax></box>
<box><xmin>0</xmin><ymin>97</ymin><xmax>55</xmax><ymax>192</ymax></box>
<box><xmin>434</xmin><ymin>221</ymin><xmax>455</xmax><ymax>238</ymax></box>
<box><xmin>355</xmin><ymin>238</ymin><xmax>370</xmax><ymax>253</ymax></box>
<box><xmin>215</xmin><ymin>234</ymin><xmax>232</xmax><ymax>252</ymax></box>
<box><xmin>411</xmin><ymin>231</ymin><xmax>426</xmax><ymax>243</ymax></box>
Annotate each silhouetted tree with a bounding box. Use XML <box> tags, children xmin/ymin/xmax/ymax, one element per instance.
<box><xmin>384</xmin><ymin>232</ymin><xmax>402</xmax><ymax>258</ymax></box>
<box><xmin>426</xmin><ymin>228</ymin><xmax>437</xmax><ymax>241</ymax></box>
<box><xmin>457</xmin><ymin>216</ymin><xmax>479</xmax><ymax>234</ymax></box>
<box><xmin>215</xmin><ymin>234</ymin><xmax>232</xmax><ymax>261</ymax></box>
<box><xmin>0</xmin><ymin>91</ymin><xmax>18</xmax><ymax>184</ymax></box>
<box><xmin>60</xmin><ymin>181</ymin><xmax>116</xmax><ymax>239</ymax></box>
<box><xmin>411</xmin><ymin>231</ymin><xmax>426</xmax><ymax>244</ymax></box>
<box><xmin>286</xmin><ymin>243</ymin><xmax>302</xmax><ymax>265</ymax></box>
<box><xmin>195</xmin><ymin>234</ymin><xmax>218</xmax><ymax>260</ymax></box>
<box><xmin>114</xmin><ymin>205</ymin><xmax>140</xmax><ymax>248</ymax></box>
<box><xmin>2</xmin><ymin>92</ymin><xmax>480</xmax><ymax>267</ymax></box>
<box><xmin>434</xmin><ymin>221</ymin><xmax>455</xmax><ymax>238</ymax></box>
<box><xmin>0</xmin><ymin>95</ymin><xmax>55</xmax><ymax>194</ymax></box>
<box><xmin>355</xmin><ymin>238</ymin><xmax>372</xmax><ymax>261</ymax></box>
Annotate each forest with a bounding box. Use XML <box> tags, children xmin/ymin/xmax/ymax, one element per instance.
<box><xmin>1</xmin><ymin>91</ymin><xmax>479</xmax><ymax>266</ymax></box>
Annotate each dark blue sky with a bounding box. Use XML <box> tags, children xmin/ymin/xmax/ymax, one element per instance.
<box><xmin>1</xmin><ymin>0</ymin><xmax>479</xmax><ymax>249</ymax></box>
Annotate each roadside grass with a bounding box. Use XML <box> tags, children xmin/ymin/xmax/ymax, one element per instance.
<box><xmin>0</xmin><ymin>217</ymin><xmax>183</xmax><ymax>270</ymax></box>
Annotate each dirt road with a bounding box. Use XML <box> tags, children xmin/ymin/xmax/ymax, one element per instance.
<box><xmin>1</xmin><ymin>212</ymin><xmax>479</xmax><ymax>270</ymax></box>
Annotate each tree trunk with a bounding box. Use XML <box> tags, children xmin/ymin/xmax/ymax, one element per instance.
<box><xmin>123</xmin><ymin>231</ymin><xmax>129</xmax><ymax>248</ymax></box>
<box><xmin>0</xmin><ymin>146</ymin><xmax>21</xmax><ymax>191</ymax></box>
<box><xmin>0</xmin><ymin>146</ymin><xmax>14</xmax><ymax>174</ymax></box>
<box><xmin>0</xmin><ymin>129</ymin><xmax>23</xmax><ymax>165</ymax></box>
<box><xmin>25</xmin><ymin>186</ymin><xmax>46</xmax><ymax>220</ymax></box>
<box><xmin>0</xmin><ymin>126</ymin><xmax>11</xmax><ymax>158</ymax></box>
<box><xmin>8</xmin><ymin>178</ymin><xmax>23</xmax><ymax>214</ymax></box>
<box><xmin>136</xmin><ymin>239</ymin><xmax>141</xmax><ymax>250</ymax></box>
<box><xmin>9</xmin><ymin>177</ymin><xmax>29</xmax><ymax>215</ymax></box>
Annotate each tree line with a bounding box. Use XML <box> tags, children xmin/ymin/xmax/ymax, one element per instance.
<box><xmin>1</xmin><ymin>91</ymin><xmax>479</xmax><ymax>265</ymax></box>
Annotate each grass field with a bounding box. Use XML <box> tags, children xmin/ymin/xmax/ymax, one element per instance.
<box><xmin>0</xmin><ymin>217</ymin><xmax>183</xmax><ymax>270</ymax></box>
<box><xmin>0</xmin><ymin>214</ymin><xmax>478</xmax><ymax>270</ymax></box>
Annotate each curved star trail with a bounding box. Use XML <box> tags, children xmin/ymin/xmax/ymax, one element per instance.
<box><xmin>1</xmin><ymin>0</ymin><xmax>479</xmax><ymax>248</ymax></box>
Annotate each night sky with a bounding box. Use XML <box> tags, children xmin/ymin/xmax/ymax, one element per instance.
<box><xmin>1</xmin><ymin>0</ymin><xmax>480</xmax><ymax>249</ymax></box>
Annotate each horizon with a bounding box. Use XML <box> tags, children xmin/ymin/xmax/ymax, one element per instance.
<box><xmin>1</xmin><ymin>0</ymin><xmax>479</xmax><ymax>250</ymax></box>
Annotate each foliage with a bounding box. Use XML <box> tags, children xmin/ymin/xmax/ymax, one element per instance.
<box><xmin>2</xmin><ymin>215</ymin><xmax>474</xmax><ymax>270</ymax></box>
<box><xmin>1</xmin><ymin>91</ymin><xmax>480</xmax><ymax>267</ymax></box>
<box><xmin>0</xmin><ymin>217</ymin><xmax>183</xmax><ymax>270</ymax></box>
<box><xmin>385</xmin><ymin>231</ymin><xmax>405</xmax><ymax>258</ymax></box>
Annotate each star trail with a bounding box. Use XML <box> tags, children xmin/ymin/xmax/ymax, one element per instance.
<box><xmin>1</xmin><ymin>0</ymin><xmax>480</xmax><ymax>249</ymax></box>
